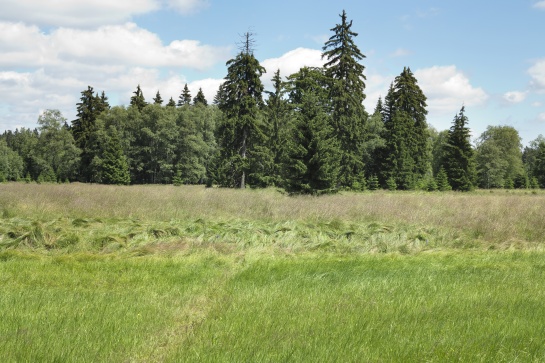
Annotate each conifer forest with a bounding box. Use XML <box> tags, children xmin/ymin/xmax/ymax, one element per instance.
<box><xmin>1</xmin><ymin>11</ymin><xmax>543</xmax><ymax>194</ymax></box>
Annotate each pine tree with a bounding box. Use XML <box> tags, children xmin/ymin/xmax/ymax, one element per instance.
<box><xmin>380</xmin><ymin>68</ymin><xmax>429</xmax><ymax>189</ymax></box>
<box><xmin>251</xmin><ymin>69</ymin><xmax>291</xmax><ymax>187</ymax></box>
<box><xmin>130</xmin><ymin>85</ymin><xmax>147</xmax><ymax>111</ymax></box>
<box><xmin>193</xmin><ymin>88</ymin><xmax>208</xmax><ymax>106</ymax></box>
<box><xmin>215</xmin><ymin>32</ymin><xmax>266</xmax><ymax>188</ymax></box>
<box><xmin>153</xmin><ymin>91</ymin><xmax>164</xmax><ymax>105</ymax></box>
<box><xmin>178</xmin><ymin>84</ymin><xmax>192</xmax><ymax>106</ymax></box>
<box><xmin>322</xmin><ymin>10</ymin><xmax>367</xmax><ymax>188</ymax></box>
<box><xmin>166</xmin><ymin>97</ymin><xmax>176</xmax><ymax>107</ymax></box>
<box><xmin>443</xmin><ymin>106</ymin><xmax>476</xmax><ymax>191</ymax></box>
<box><xmin>71</xmin><ymin>86</ymin><xmax>108</xmax><ymax>181</ymax></box>
<box><xmin>101</xmin><ymin>127</ymin><xmax>130</xmax><ymax>185</ymax></box>
<box><xmin>284</xmin><ymin>67</ymin><xmax>340</xmax><ymax>194</ymax></box>
<box><xmin>435</xmin><ymin>167</ymin><xmax>452</xmax><ymax>191</ymax></box>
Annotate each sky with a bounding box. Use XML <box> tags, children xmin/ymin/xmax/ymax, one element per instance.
<box><xmin>1</xmin><ymin>0</ymin><xmax>545</xmax><ymax>146</ymax></box>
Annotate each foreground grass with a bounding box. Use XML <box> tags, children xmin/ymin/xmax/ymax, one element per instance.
<box><xmin>2</xmin><ymin>251</ymin><xmax>545</xmax><ymax>362</ymax></box>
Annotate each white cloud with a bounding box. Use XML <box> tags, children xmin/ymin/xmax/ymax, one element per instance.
<box><xmin>503</xmin><ymin>91</ymin><xmax>528</xmax><ymax>104</ymax></box>
<box><xmin>0</xmin><ymin>22</ymin><xmax>230</xmax><ymax>71</ymax></box>
<box><xmin>167</xmin><ymin>0</ymin><xmax>209</xmax><ymax>14</ymax></box>
<box><xmin>529</xmin><ymin>59</ymin><xmax>545</xmax><ymax>92</ymax></box>
<box><xmin>414</xmin><ymin>65</ymin><xmax>488</xmax><ymax>115</ymax></box>
<box><xmin>261</xmin><ymin>47</ymin><xmax>324</xmax><ymax>88</ymax></box>
<box><xmin>533</xmin><ymin>1</ymin><xmax>545</xmax><ymax>9</ymax></box>
<box><xmin>0</xmin><ymin>0</ymin><xmax>209</xmax><ymax>28</ymax></box>
<box><xmin>0</xmin><ymin>0</ymin><xmax>160</xmax><ymax>28</ymax></box>
<box><xmin>391</xmin><ymin>48</ymin><xmax>412</xmax><ymax>58</ymax></box>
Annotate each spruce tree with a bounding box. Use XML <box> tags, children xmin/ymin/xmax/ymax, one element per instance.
<box><xmin>130</xmin><ymin>85</ymin><xmax>147</xmax><ymax>111</ymax></box>
<box><xmin>322</xmin><ymin>10</ymin><xmax>367</xmax><ymax>188</ymax></box>
<box><xmin>166</xmin><ymin>97</ymin><xmax>176</xmax><ymax>107</ymax></box>
<box><xmin>435</xmin><ymin>167</ymin><xmax>452</xmax><ymax>191</ymax></box>
<box><xmin>380</xmin><ymin>68</ymin><xmax>429</xmax><ymax>189</ymax></box>
<box><xmin>101</xmin><ymin>127</ymin><xmax>131</xmax><ymax>185</ymax></box>
<box><xmin>153</xmin><ymin>91</ymin><xmax>164</xmax><ymax>105</ymax></box>
<box><xmin>215</xmin><ymin>32</ymin><xmax>266</xmax><ymax>188</ymax></box>
<box><xmin>193</xmin><ymin>88</ymin><xmax>208</xmax><ymax>106</ymax></box>
<box><xmin>284</xmin><ymin>67</ymin><xmax>340</xmax><ymax>194</ymax></box>
<box><xmin>251</xmin><ymin>69</ymin><xmax>291</xmax><ymax>187</ymax></box>
<box><xmin>178</xmin><ymin>84</ymin><xmax>192</xmax><ymax>106</ymax></box>
<box><xmin>443</xmin><ymin>106</ymin><xmax>476</xmax><ymax>191</ymax></box>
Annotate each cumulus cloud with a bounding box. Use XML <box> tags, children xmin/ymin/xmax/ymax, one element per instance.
<box><xmin>0</xmin><ymin>0</ymin><xmax>159</xmax><ymax>28</ymax></box>
<box><xmin>390</xmin><ymin>48</ymin><xmax>412</xmax><ymax>58</ymax></box>
<box><xmin>0</xmin><ymin>0</ymin><xmax>210</xmax><ymax>27</ymax></box>
<box><xmin>503</xmin><ymin>91</ymin><xmax>528</xmax><ymax>104</ymax></box>
<box><xmin>260</xmin><ymin>48</ymin><xmax>324</xmax><ymax>88</ymax></box>
<box><xmin>0</xmin><ymin>22</ymin><xmax>230</xmax><ymax>71</ymax></box>
<box><xmin>414</xmin><ymin>65</ymin><xmax>488</xmax><ymax>115</ymax></box>
<box><xmin>529</xmin><ymin>59</ymin><xmax>545</xmax><ymax>92</ymax></box>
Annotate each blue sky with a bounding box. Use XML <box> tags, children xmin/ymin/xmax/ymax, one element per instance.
<box><xmin>1</xmin><ymin>0</ymin><xmax>544</xmax><ymax>145</ymax></box>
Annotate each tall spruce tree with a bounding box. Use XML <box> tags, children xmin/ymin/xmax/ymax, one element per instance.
<box><xmin>130</xmin><ymin>85</ymin><xmax>147</xmax><ymax>111</ymax></box>
<box><xmin>215</xmin><ymin>32</ymin><xmax>266</xmax><ymax>188</ymax></box>
<box><xmin>380</xmin><ymin>67</ymin><xmax>429</xmax><ymax>189</ymax></box>
<box><xmin>153</xmin><ymin>91</ymin><xmax>164</xmax><ymax>105</ymax></box>
<box><xmin>322</xmin><ymin>10</ymin><xmax>367</xmax><ymax>188</ymax></box>
<box><xmin>443</xmin><ymin>106</ymin><xmax>476</xmax><ymax>191</ymax></box>
<box><xmin>71</xmin><ymin>86</ymin><xmax>109</xmax><ymax>181</ymax></box>
<box><xmin>101</xmin><ymin>126</ymin><xmax>131</xmax><ymax>185</ymax></box>
<box><xmin>193</xmin><ymin>88</ymin><xmax>208</xmax><ymax>106</ymax></box>
<box><xmin>284</xmin><ymin>67</ymin><xmax>340</xmax><ymax>194</ymax></box>
<box><xmin>178</xmin><ymin>84</ymin><xmax>192</xmax><ymax>106</ymax></box>
<box><xmin>166</xmin><ymin>97</ymin><xmax>176</xmax><ymax>107</ymax></box>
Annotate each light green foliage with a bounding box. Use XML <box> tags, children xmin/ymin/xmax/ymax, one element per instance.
<box><xmin>0</xmin><ymin>139</ymin><xmax>24</xmax><ymax>181</ymax></box>
<box><xmin>476</xmin><ymin>125</ymin><xmax>524</xmax><ymax>189</ymax></box>
<box><xmin>435</xmin><ymin>166</ymin><xmax>452</xmax><ymax>191</ymax></box>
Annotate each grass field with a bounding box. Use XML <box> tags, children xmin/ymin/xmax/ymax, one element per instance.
<box><xmin>1</xmin><ymin>183</ymin><xmax>545</xmax><ymax>361</ymax></box>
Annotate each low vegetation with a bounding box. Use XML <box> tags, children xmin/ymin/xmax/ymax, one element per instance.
<box><xmin>1</xmin><ymin>183</ymin><xmax>545</xmax><ymax>361</ymax></box>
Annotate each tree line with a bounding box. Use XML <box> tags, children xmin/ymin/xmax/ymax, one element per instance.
<box><xmin>1</xmin><ymin>11</ymin><xmax>545</xmax><ymax>193</ymax></box>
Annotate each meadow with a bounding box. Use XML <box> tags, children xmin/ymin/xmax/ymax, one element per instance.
<box><xmin>1</xmin><ymin>183</ymin><xmax>545</xmax><ymax>361</ymax></box>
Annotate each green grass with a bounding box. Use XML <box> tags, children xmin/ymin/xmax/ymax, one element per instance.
<box><xmin>2</xmin><ymin>251</ymin><xmax>545</xmax><ymax>362</ymax></box>
<box><xmin>2</xmin><ymin>183</ymin><xmax>545</xmax><ymax>361</ymax></box>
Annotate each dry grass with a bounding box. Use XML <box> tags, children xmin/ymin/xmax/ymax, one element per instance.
<box><xmin>1</xmin><ymin>183</ymin><xmax>544</xmax><ymax>248</ymax></box>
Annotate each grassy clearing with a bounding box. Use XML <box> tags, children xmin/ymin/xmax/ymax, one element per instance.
<box><xmin>2</xmin><ymin>183</ymin><xmax>545</xmax><ymax>361</ymax></box>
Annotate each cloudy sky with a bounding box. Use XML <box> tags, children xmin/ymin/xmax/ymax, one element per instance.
<box><xmin>1</xmin><ymin>0</ymin><xmax>544</xmax><ymax>145</ymax></box>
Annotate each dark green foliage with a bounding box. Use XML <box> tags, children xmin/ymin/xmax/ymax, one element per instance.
<box><xmin>250</xmin><ymin>69</ymin><xmax>291</xmax><ymax>188</ymax></box>
<box><xmin>367</xmin><ymin>175</ymin><xmax>379</xmax><ymax>191</ymax></box>
<box><xmin>363</xmin><ymin>99</ymin><xmax>386</xmax><ymax>179</ymax></box>
<box><xmin>322</xmin><ymin>10</ymin><xmax>367</xmax><ymax>188</ymax></box>
<box><xmin>443</xmin><ymin>107</ymin><xmax>476</xmax><ymax>191</ymax></box>
<box><xmin>130</xmin><ymin>85</ymin><xmax>147</xmax><ymax>111</ymax></box>
<box><xmin>101</xmin><ymin>127</ymin><xmax>130</xmax><ymax>185</ymax></box>
<box><xmin>178</xmin><ymin>84</ymin><xmax>192</xmax><ymax>107</ymax></box>
<box><xmin>533</xmin><ymin>140</ymin><xmax>545</xmax><ymax>188</ymax></box>
<box><xmin>283</xmin><ymin>67</ymin><xmax>341</xmax><ymax>195</ymax></box>
<box><xmin>386</xmin><ymin>177</ymin><xmax>397</xmax><ymax>191</ymax></box>
<box><xmin>193</xmin><ymin>88</ymin><xmax>208</xmax><ymax>106</ymax></box>
<box><xmin>514</xmin><ymin>171</ymin><xmax>529</xmax><ymax>189</ymax></box>
<box><xmin>215</xmin><ymin>33</ymin><xmax>266</xmax><ymax>188</ymax></box>
<box><xmin>435</xmin><ymin>167</ymin><xmax>452</xmax><ymax>191</ymax></box>
<box><xmin>166</xmin><ymin>97</ymin><xmax>176</xmax><ymax>107</ymax></box>
<box><xmin>153</xmin><ymin>91</ymin><xmax>164</xmax><ymax>105</ymax></box>
<box><xmin>379</xmin><ymin>68</ymin><xmax>429</xmax><ymax>189</ymax></box>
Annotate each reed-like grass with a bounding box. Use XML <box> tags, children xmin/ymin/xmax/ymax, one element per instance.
<box><xmin>1</xmin><ymin>183</ymin><xmax>544</xmax><ymax>251</ymax></box>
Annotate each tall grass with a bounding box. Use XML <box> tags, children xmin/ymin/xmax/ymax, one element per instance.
<box><xmin>1</xmin><ymin>183</ymin><xmax>544</xmax><ymax>251</ymax></box>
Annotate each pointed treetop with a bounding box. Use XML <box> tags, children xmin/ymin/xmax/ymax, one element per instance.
<box><xmin>178</xmin><ymin>83</ymin><xmax>192</xmax><ymax>106</ymax></box>
<box><xmin>153</xmin><ymin>90</ymin><xmax>163</xmax><ymax>105</ymax></box>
